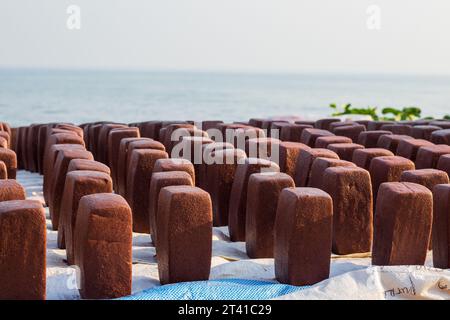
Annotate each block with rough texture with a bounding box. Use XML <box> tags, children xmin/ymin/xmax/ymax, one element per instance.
<box><xmin>369</xmin><ymin>156</ymin><xmax>415</xmax><ymax>202</ymax></box>
<box><xmin>315</xmin><ymin>136</ymin><xmax>352</xmax><ymax>148</ymax></box>
<box><xmin>372</xmin><ymin>182</ymin><xmax>432</xmax><ymax>266</ymax></box>
<box><xmin>430</xmin><ymin>129</ymin><xmax>450</xmax><ymax>145</ymax></box>
<box><xmin>367</xmin><ymin>121</ymin><xmax>395</xmax><ymax>131</ymax></box>
<box><xmin>274</xmin><ymin>188</ymin><xmax>332</xmax><ymax>286</ymax></box>
<box><xmin>333</xmin><ymin>124</ymin><xmax>366</xmax><ymax>142</ymax></box>
<box><xmin>300</xmin><ymin>128</ymin><xmax>334</xmax><ymax>147</ymax></box>
<box><xmin>415</xmin><ymin>144</ymin><xmax>450</xmax><ymax>169</ymax></box>
<box><xmin>437</xmin><ymin>154</ymin><xmax>450</xmax><ymax>177</ymax></box>
<box><xmin>396</xmin><ymin>139</ymin><xmax>434</xmax><ymax>162</ymax></box>
<box><xmin>432</xmin><ymin>184</ymin><xmax>450</xmax><ymax>268</ymax></box>
<box><xmin>26</xmin><ymin>124</ymin><xmax>43</xmax><ymax>172</ymax></box>
<box><xmin>411</xmin><ymin>125</ymin><xmax>442</xmax><ymax>140</ymax></box>
<box><xmin>0</xmin><ymin>179</ymin><xmax>26</xmax><ymax>202</ymax></box>
<box><xmin>380</xmin><ymin>124</ymin><xmax>412</xmax><ymax>135</ymax></box>
<box><xmin>162</xmin><ymin>123</ymin><xmax>196</xmax><ymax>153</ymax></box>
<box><xmin>278</xmin><ymin>142</ymin><xmax>310</xmax><ymax>178</ymax></box>
<box><xmin>0</xmin><ymin>200</ymin><xmax>46</xmax><ymax>300</ymax></box>
<box><xmin>177</xmin><ymin>136</ymin><xmax>213</xmax><ymax>182</ymax></box>
<box><xmin>352</xmin><ymin>148</ymin><xmax>394</xmax><ymax>170</ymax></box>
<box><xmin>280</xmin><ymin>124</ymin><xmax>313</xmax><ymax>142</ymax></box>
<box><xmin>97</xmin><ymin>124</ymin><xmax>127</xmax><ymax>164</ymax></box>
<box><xmin>207</xmin><ymin>149</ymin><xmax>247</xmax><ymax>226</ymax></box>
<box><xmin>67</xmin><ymin>159</ymin><xmax>111</xmax><ymax>176</ymax></box>
<box><xmin>157</xmin><ymin>186</ymin><xmax>212</xmax><ymax>284</ymax></box>
<box><xmin>228</xmin><ymin>158</ymin><xmax>280</xmax><ymax>242</ymax></box>
<box><xmin>127</xmin><ymin>149</ymin><xmax>168</xmax><ymax>233</ymax></box>
<box><xmin>0</xmin><ymin>161</ymin><xmax>6</xmax><ymax>179</ymax></box>
<box><xmin>198</xmin><ymin>142</ymin><xmax>234</xmax><ymax>190</ymax></box>
<box><xmin>49</xmin><ymin>149</ymin><xmax>93</xmax><ymax>230</ymax></box>
<box><xmin>246</xmin><ymin>172</ymin><xmax>295</xmax><ymax>258</ymax></box>
<box><xmin>429</xmin><ymin>121</ymin><xmax>450</xmax><ymax>129</ymax></box>
<box><xmin>314</xmin><ymin>118</ymin><xmax>340</xmax><ymax>131</ymax></box>
<box><xmin>148</xmin><ymin>171</ymin><xmax>193</xmax><ymax>245</ymax></box>
<box><xmin>308</xmin><ymin>158</ymin><xmax>356</xmax><ymax>189</ymax></box>
<box><xmin>323</xmin><ymin>167</ymin><xmax>373</xmax><ymax>254</ymax></box>
<box><xmin>400</xmin><ymin>169</ymin><xmax>449</xmax><ymax>191</ymax></box>
<box><xmin>245</xmin><ymin>137</ymin><xmax>281</xmax><ymax>161</ymax></box>
<box><xmin>377</xmin><ymin>134</ymin><xmax>413</xmax><ymax>153</ymax></box>
<box><xmin>153</xmin><ymin>158</ymin><xmax>195</xmax><ymax>185</ymax></box>
<box><xmin>294</xmin><ymin>148</ymin><xmax>339</xmax><ymax>187</ymax></box>
<box><xmin>74</xmin><ymin>193</ymin><xmax>132</xmax><ymax>299</ymax></box>
<box><xmin>357</xmin><ymin>130</ymin><xmax>392</xmax><ymax>148</ymax></box>
<box><xmin>140</xmin><ymin>121</ymin><xmax>163</xmax><ymax>140</ymax></box>
<box><xmin>327</xmin><ymin>143</ymin><xmax>364</xmax><ymax>161</ymax></box>
<box><xmin>0</xmin><ymin>148</ymin><xmax>17</xmax><ymax>179</ymax></box>
<box><xmin>59</xmin><ymin>170</ymin><xmax>113</xmax><ymax>263</ymax></box>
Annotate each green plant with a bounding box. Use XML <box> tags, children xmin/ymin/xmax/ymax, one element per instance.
<box><xmin>444</xmin><ymin>115</ymin><xmax>450</xmax><ymax>120</ymax></box>
<box><xmin>330</xmin><ymin>103</ymin><xmax>379</xmax><ymax>120</ymax></box>
<box><xmin>329</xmin><ymin>103</ymin><xmax>423</xmax><ymax>121</ymax></box>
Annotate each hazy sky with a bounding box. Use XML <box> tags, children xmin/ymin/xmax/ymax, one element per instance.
<box><xmin>1</xmin><ymin>0</ymin><xmax>450</xmax><ymax>74</ymax></box>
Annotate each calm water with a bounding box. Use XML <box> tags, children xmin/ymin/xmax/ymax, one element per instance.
<box><xmin>1</xmin><ymin>69</ymin><xmax>449</xmax><ymax>127</ymax></box>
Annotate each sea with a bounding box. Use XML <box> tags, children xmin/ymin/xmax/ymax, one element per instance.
<box><xmin>1</xmin><ymin>69</ymin><xmax>449</xmax><ymax>127</ymax></box>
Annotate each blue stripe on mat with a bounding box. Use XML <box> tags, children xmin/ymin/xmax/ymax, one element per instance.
<box><xmin>120</xmin><ymin>278</ymin><xmax>307</xmax><ymax>300</ymax></box>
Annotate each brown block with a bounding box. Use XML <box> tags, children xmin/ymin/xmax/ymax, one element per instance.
<box><xmin>314</xmin><ymin>118</ymin><xmax>340</xmax><ymax>131</ymax></box>
<box><xmin>56</xmin><ymin>124</ymin><xmax>84</xmax><ymax>138</ymax></box>
<box><xmin>327</xmin><ymin>143</ymin><xmax>364</xmax><ymax>161</ymax></box>
<box><xmin>315</xmin><ymin>136</ymin><xmax>352</xmax><ymax>148</ymax></box>
<box><xmin>411</xmin><ymin>125</ymin><xmax>442</xmax><ymax>140</ymax></box>
<box><xmin>127</xmin><ymin>149</ymin><xmax>168</xmax><ymax>233</ymax></box>
<box><xmin>88</xmin><ymin>123</ymin><xmax>103</xmax><ymax>156</ymax></box>
<box><xmin>372</xmin><ymin>182</ymin><xmax>432</xmax><ymax>265</ymax></box>
<box><xmin>245</xmin><ymin>137</ymin><xmax>281</xmax><ymax>161</ymax></box>
<box><xmin>430</xmin><ymin>129</ymin><xmax>450</xmax><ymax>145</ymax></box>
<box><xmin>357</xmin><ymin>130</ymin><xmax>392</xmax><ymax>148</ymax></box>
<box><xmin>49</xmin><ymin>149</ymin><xmax>93</xmax><ymax>230</ymax></box>
<box><xmin>369</xmin><ymin>156</ymin><xmax>415</xmax><ymax>202</ymax></box>
<box><xmin>97</xmin><ymin>124</ymin><xmax>127</xmax><ymax>163</ymax></box>
<box><xmin>278</xmin><ymin>142</ymin><xmax>310</xmax><ymax>178</ymax></box>
<box><xmin>249</xmin><ymin>118</ymin><xmax>265</xmax><ymax>128</ymax></box>
<box><xmin>26</xmin><ymin>124</ymin><xmax>43</xmax><ymax>172</ymax></box>
<box><xmin>437</xmin><ymin>154</ymin><xmax>450</xmax><ymax>177</ymax></box>
<box><xmin>67</xmin><ymin>159</ymin><xmax>111</xmax><ymax>176</ymax></box>
<box><xmin>400</xmin><ymin>169</ymin><xmax>449</xmax><ymax>191</ymax></box>
<box><xmin>377</xmin><ymin>134</ymin><xmax>413</xmax><ymax>153</ymax></box>
<box><xmin>274</xmin><ymin>188</ymin><xmax>332</xmax><ymax>285</ymax></box>
<box><xmin>294</xmin><ymin>148</ymin><xmax>339</xmax><ymax>187</ymax></box>
<box><xmin>0</xmin><ymin>131</ymin><xmax>11</xmax><ymax>148</ymax></box>
<box><xmin>380</xmin><ymin>124</ymin><xmax>412</xmax><ymax>135</ymax></box>
<box><xmin>201</xmin><ymin>120</ymin><xmax>224</xmax><ymax>132</ymax></box>
<box><xmin>59</xmin><ymin>171</ymin><xmax>113</xmax><ymax>262</ymax></box>
<box><xmin>198</xmin><ymin>142</ymin><xmax>234</xmax><ymax>190</ymax></box>
<box><xmin>228</xmin><ymin>158</ymin><xmax>280</xmax><ymax>242</ymax></box>
<box><xmin>0</xmin><ymin>180</ymin><xmax>26</xmax><ymax>201</ymax></box>
<box><xmin>300</xmin><ymin>128</ymin><xmax>334</xmax><ymax>147</ymax></box>
<box><xmin>148</xmin><ymin>171</ymin><xmax>193</xmax><ymax>245</ymax></box>
<box><xmin>295</xmin><ymin>120</ymin><xmax>315</xmax><ymax>126</ymax></box>
<box><xmin>432</xmin><ymin>184</ymin><xmax>450</xmax><ymax>268</ymax></box>
<box><xmin>280</xmin><ymin>124</ymin><xmax>313</xmax><ymax>142</ymax></box>
<box><xmin>18</xmin><ymin>127</ymin><xmax>28</xmax><ymax>170</ymax></box>
<box><xmin>157</xmin><ymin>186</ymin><xmax>212</xmax><ymax>284</ymax></box>
<box><xmin>0</xmin><ymin>161</ymin><xmax>6</xmax><ymax>179</ymax></box>
<box><xmin>396</xmin><ymin>139</ymin><xmax>434</xmax><ymax>162</ymax></box>
<box><xmin>153</xmin><ymin>158</ymin><xmax>195</xmax><ymax>185</ymax></box>
<box><xmin>0</xmin><ymin>137</ymin><xmax>7</xmax><ymax>149</ymax></box>
<box><xmin>177</xmin><ymin>136</ymin><xmax>213</xmax><ymax>182</ymax></box>
<box><xmin>329</xmin><ymin>121</ymin><xmax>357</xmax><ymax>132</ymax></box>
<box><xmin>140</xmin><ymin>121</ymin><xmax>163</xmax><ymax>140</ymax></box>
<box><xmin>207</xmin><ymin>149</ymin><xmax>247</xmax><ymax>226</ymax></box>
<box><xmin>0</xmin><ymin>148</ymin><xmax>17</xmax><ymax>179</ymax></box>
<box><xmin>416</xmin><ymin>144</ymin><xmax>450</xmax><ymax>169</ymax></box>
<box><xmin>367</xmin><ymin>121</ymin><xmax>394</xmax><ymax>131</ymax></box>
<box><xmin>308</xmin><ymin>158</ymin><xmax>356</xmax><ymax>189</ymax></box>
<box><xmin>107</xmin><ymin>127</ymin><xmax>140</xmax><ymax>188</ymax></box>
<box><xmin>0</xmin><ymin>200</ymin><xmax>46</xmax><ymax>300</ymax></box>
<box><xmin>333</xmin><ymin>124</ymin><xmax>366</xmax><ymax>142</ymax></box>
<box><xmin>429</xmin><ymin>121</ymin><xmax>450</xmax><ymax>129</ymax></box>
<box><xmin>37</xmin><ymin>124</ymin><xmax>52</xmax><ymax>174</ymax></box>
<box><xmin>125</xmin><ymin>139</ymin><xmax>166</xmax><ymax>180</ymax></box>
<box><xmin>74</xmin><ymin>193</ymin><xmax>132</xmax><ymax>299</ymax></box>
<box><xmin>322</xmin><ymin>167</ymin><xmax>373</xmax><ymax>254</ymax></box>
<box><xmin>162</xmin><ymin>123</ymin><xmax>196</xmax><ymax>153</ymax></box>
<box><xmin>352</xmin><ymin>148</ymin><xmax>394</xmax><ymax>170</ymax></box>
<box><xmin>245</xmin><ymin>172</ymin><xmax>295</xmax><ymax>258</ymax></box>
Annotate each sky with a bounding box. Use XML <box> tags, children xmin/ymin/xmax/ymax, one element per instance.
<box><xmin>1</xmin><ymin>0</ymin><xmax>450</xmax><ymax>74</ymax></box>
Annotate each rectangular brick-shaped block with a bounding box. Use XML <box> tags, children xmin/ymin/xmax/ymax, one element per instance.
<box><xmin>294</xmin><ymin>148</ymin><xmax>339</xmax><ymax>187</ymax></box>
<box><xmin>416</xmin><ymin>144</ymin><xmax>450</xmax><ymax>169</ymax></box>
<box><xmin>367</xmin><ymin>121</ymin><xmax>394</xmax><ymax>131</ymax></box>
<box><xmin>323</xmin><ymin>167</ymin><xmax>373</xmax><ymax>254</ymax></box>
<box><xmin>280</xmin><ymin>124</ymin><xmax>313</xmax><ymax>142</ymax></box>
<box><xmin>352</xmin><ymin>148</ymin><xmax>394</xmax><ymax>170</ymax></box>
<box><xmin>153</xmin><ymin>158</ymin><xmax>195</xmax><ymax>185</ymax></box>
<box><xmin>225</xmin><ymin>126</ymin><xmax>264</xmax><ymax>149</ymax></box>
<box><xmin>0</xmin><ymin>200</ymin><xmax>46</xmax><ymax>300</ymax></box>
<box><xmin>162</xmin><ymin>124</ymin><xmax>196</xmax><ymax>153</ymax></box>
<box><xmin>56</xmin><ymin>124</ymin><xmax>84</xmax><ymax>138</ymax></box>
<box><xmin>49</xmin><ymin>149</ymin><xmax>93</xmax><ymax>230</ymax></box>
<box><xmin>177</xmin><ymin>136</ymin><xmax>212</xmax><ymax>182</ymax></box>
<box><xmin>207</xmin><ymin>149</ymin><xmax>247</xmax><ymax>226</ymax></box>
<box><xmin>0</xmin><ymin>149</ymin><xmax>17</xmax><ymax>179</ymax></box>
<box><xmin>411</xmin><ymin>125</ymin><xmax>442</xmax><ymax>140</ymax></box>
<box><xmin>329</xmin><ymin>121</ymin><xmax>357</xmax><ymax>132</ymax></box>
<box><xmin>228</xmin><ymin>158</ymin><xmax>280</xmax><ymax>242</ymax></box>
<box><xmin>429</xmin><ymin>121</ymin><xmax>450</xmax><ymax>129</ymax></box>
<box><xmin>377</xmin><ymin>134</ymin><xmax>413</xmax><ymax>153</ymax></box>
<box><xmin>430</xmin><ymin>129</ymin><xmax>450</xmax><ymax>145</ymax></box>
<box><xmin>369</xmin><ymin>156</ymin><xmax>415</xmax><ymax>202</ymax></box>
<box><xmin>0</xmin><ymin>180</ymin><xmax>26</xmax><ymax>202</ymax></box>
<box><xmin>140</xmin><ymin>121</ymin><xmax>163</xmax><ymax>140</ymax></box>
<box><xmin>274</xmin><ymin>188</ymin><xmax>332</xmax><ymax>285</ymax></box>
<box><xmin>333</xmin><ymin>124</ymin><xmax>366</xmax><ymax>142</ymax></box>
<box><xmin>327</xmin><ymin>143</ymin><xmax>364</xmax><ymax>161</ymax></box>
<box><xmin>357</xmin><ymin>130</ymin><xmax>392</xmax><ymax>148</ymax></box>
<box><xmin>372</xmin><ymin>182</ymin><xmax>432</xmax><ymax>265</ymax></box>
<box><xmin>437</xmin><ymin>154</ymin><xmax>450</xmax><ymax>177</ymax></box>
<box><xmin>400</xmin><ymin>169</ymin><xmax>449</xmax><ymax>191</ymax></box>
<box><xmin>201</xmin><ymin>120</ymin><xmax>223</xmax><ymax>132</ymax></box>
<box><xmin>67</xmin><ymin>159</ymin><xmax>111</xmax><ymax>176</ymax></box>
<box><xmin>74</xmin><ymin>193</ymin><xmax>132</xmax><ymax>299</ymax></box>
<box><xmin>19</xmin><ymin>126</ymin><xmax>29</xmax><ymax>170</ymax></box>
<box><xmin>127</xmin><ymin>149</ymin><xmax>168</xmax><ymax>233</ymax></box>
<box><xmin>396</xmin><ymin>139</ymin><xmax>434</xmax><ymax>162</ymax></box>
<box><xmin>198</xmin><ymin>142</ymin><xmax>234</xmax><ymax>190</ymax></box>
<box><xmin>148</xmin><ymin>171</ymin><xmax>193</xmax><ymax>245</ymax></box>
<box><xmin>278</xmin><ymin>142</ymin><xmax>310</xmax><ymax>178</ymax></box>
<box><xmin>26</xmin><ymin>124</ymin><xmax>42</xmax><ymax>173</ymax></box>
<box><xmin>315</xmin><ymin>135</ymin><xmax>352</xmax><ymax>148</ymax></box>
<box><xmin>314</xmin><ymin>118</ymin><xmax>340</xmax><ymax>131</ymax></box>
<box><xmin>59</xmin><ymin>170</ymin><xmax>113</xmax><ymax>263</ymax></box>
<box><xmin>380</xmin><ymin>124</ymin><xmax>412</xmax><ymax>135</ymax></box>
<box><xmin>246</xmin><ymin>172</ymin><xmax>295</xmax><ymax>258</ymax></box>
<box><xmin>157</xmin><ymin>186</ymin><xmax>212</xmax><ymax>284</ymax></box>
<box><xmin>432</xmin><ymin>184</ymin><xmax>450</xmax><ymax>268</ymax></box>
<box><xmin>0</xmin><ymin>161</ymin><xmax>7</xmax><ymax>179</ymax></box>
<box><xmin>97</xmin><ymin>124</ymin><xmax>126</xmax><ymax>164</ymax></box>
<box><xmin>308</xmin><ymin>158</ymin><xmax>356</xmax><ymax>189</ymax></box>
<box><xmin>300</xmin><ymin>128</ymin><xmax>334</xmax><ymax>147</ymax></box>
<box><xmin>107</xmin><ymin>127</ymin><xmax>140</xmax><ymax>189</ymax></box>
<box><xmin>245</xmin><ymin>137</ymin><xmax>281</xmax><ymax>161</ymax></box>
